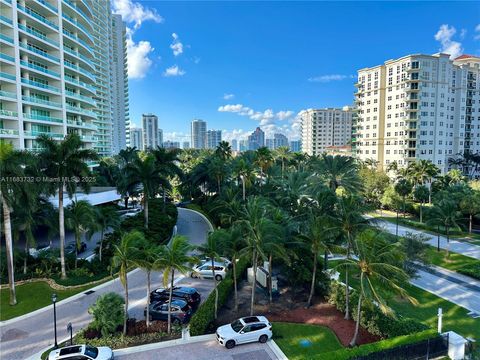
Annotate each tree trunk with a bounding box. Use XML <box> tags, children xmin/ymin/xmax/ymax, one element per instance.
<box><xmin>242</xmin><ymin>177</ymin><xmax>246</xmax><ymax>201</ymax></box>
<box><xmin>146</xmin><ymin>271</ymin><xmax>151</xmax><ymax>327</ymax></box>
<box><xmin>24</xmin><ymin>239</ymin><xmax>28</xmax><ymax>275</ymax></box>
<box><xmin>123</xmin><ymin>272</ymin><xmax>129</xmax><ymax>336</ymax></box>
<box><xmin>349</xmin><ymin>293</ymin><xmax>363</xmax><ymax>347</ymax></box>
<box><xmin>217</xmin><ymin>178</ymin><xmax>221</xmax><ymax>195</ymax></box>
<box><xmin>469</xmin><ymin>214</ymin><xmax>473</xmax><ymax>234</ymax></box>
<box><xmin>250</xmin><ymin>250</ymin><xmax>257</xmax><ymax>316</ymax></box>
<box><xmin>2</xmin><ymin>195</ymin><xmax>17</xmax><ymax>305</ymax></box>
<box><xmin>144</xmin><ymin>197</ymin><xmax>149</xmax><ymax>229</ymax></box>
<box><xmin>403</xmin><ymin>197</ymin><xmax>406</xmax><ymax>219</ymax></box>
<box><xmin>344</xmin><ymin>265</ymin><xmax>350</xmax><ymax>320</ymax></box>
<box><xmin>419</xmin><ymin>202</ymin><xmax>423</xmax><ymax>223</ymax></box>
<box><xmin>59</xmin><ymin>185</ymin><xmax>67</xmax><ymax>279</ymax></box>
<box><xmin>212</xmin><ymin>259</ymin><xmax>219</xmax><ymax>319</ymax></box>
<box><xmin>437</xmin><ymin>226</ymin><xmax>440</xmax><ymax>252</ymax></box>
<box><xmin>168</xmin><ymin>269</ymin><xmax>174</xmax><ymax>334</ymax></box>
<box><xmin>446</xmin><ymin>225</ymin><xmax>450</xmax><ymax>258</ymax></box>
<box><xmin>268</xmin><ymin>253</ymin><xmax>273</xmax><ymax>305</ymax></box>
<box><xmin>324</xmin><ymin>250</ymin><xmax>328</xmax><ymax>270</ymax></box>
<box><xmin>124</xmin><ymin>196</ymin><xmax>129</xmax><ymax>209</ymax></box>
<box><xmin>396</xmin><ymin>209</ymin><xmax>399</xmax><ymax>237</ymax></box>
<box><xmin>74</xmin><ymin>232</ymin><xmax>79</xmax><ymax>269</ymax></box>
<box><xmin>233</xmin><ymin>256</ymin><xmax>238</xmax><ymax>312</ymax></box>
<box><xmin>99</xmin><ymin>229</ymin><xmax>104</xmax><ymax>262</ymax></box>
<box><xmin>307</xmin><ymin>251</ymin><xmax>317</xmax><ymax>307</ymax></box>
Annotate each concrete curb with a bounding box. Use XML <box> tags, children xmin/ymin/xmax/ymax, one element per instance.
<box><xmin>179</xmin><ymin>207</ymin><xmax>214</xmax><ymax>232</ymax></box>
<box><xmin>267</xmin><ymin>340</ymin><xmax>289</xmax><ymax>360</ymax></box>
<box><xmin>0</xmin><ymin>269</ymin><xmax>140</xmax><ymax>327</ymax></box>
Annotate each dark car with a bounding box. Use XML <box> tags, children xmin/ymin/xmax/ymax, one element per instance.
<box><xmin>150</xmin><ymin>286</ymin><xmax>201</xmax><ymax>308</ymax></box>
<box><xmin>144</xmin><ymin>299</ymin><xmax>192</xmax><ymax>324</ymax></box>
<box><xmin>65</xmin><ymin>242</ymin><xmax>87</xmax><ymax>255</ymax></box>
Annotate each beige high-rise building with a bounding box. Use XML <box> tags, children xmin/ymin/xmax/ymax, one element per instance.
<box><xmin>300</xmin><ymin>107</ymin><xmax>353</xmax><ymax>156</ymax></box>
<box><xmin>354</xmin><ymin>53</ymin><xmax>480</xmax><ymax>174</ymax></box>
<box><xmin>142</xmin><ymin>113</ymin><xmax>159</xmax><ymax>150</ymax></box>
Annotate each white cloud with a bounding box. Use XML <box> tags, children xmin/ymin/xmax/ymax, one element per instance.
<box><xmin>434</xmin><ymin>24</ymin><xmax>463</xmax><ymax>59</ymax></box>
<box><xmin>112</xmin><ymin>0</ymin><xmax>163</xmax><ymax>30</ymax></box>
<box><xmin>126</xmin><ymin>36</ymin><xmax>154</xmax><ymax>79</ymax></box>
<box><xmin>475</xmin><ymin>24</ymin><xmax>480</xmax><ymax>40</ymax></box>
<box><xmin>170</xmin><ymin>33</ymin><xmax>184</xmax><ymax>56</ymax></box>
<box><xmin>276</xmin><ymin>110</ymin><xmax>294</xmax><ymax>121</ymax></box>
<box><xmin>308</xmin><ymin>74</ymin><xmax>354</xmax><ymax>83</ymax></box>
<box><xmin>223</xmin><ymin>93</ymin><xmax>235</xmax><ymax>100</ymax></box>
<box><xmin>163</xmin><ymin>65</ymin><xmax>186</xmax><ymax>77</ymax></box>
<box><xmin>163</xmin><ymin>132</ymin><xmax>189</xmax><ymax>143</ymax></box>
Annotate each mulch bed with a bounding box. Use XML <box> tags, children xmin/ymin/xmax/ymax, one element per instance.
<box><xmin>267</xmin><ymin>302</ymin><xmax>380</xmax><ymax>346</ymax></box>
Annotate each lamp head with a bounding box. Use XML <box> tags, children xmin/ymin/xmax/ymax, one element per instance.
<box><xmin>52</xmin><ymin>293</ymin><xmax>57</xmax><ymax>303</ymax></box>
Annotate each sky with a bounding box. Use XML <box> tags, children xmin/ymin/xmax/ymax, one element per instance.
<box><xmin>112</xmin><ymin>0</ymin><xmax>480</xmax><ymax>143</ymax></box>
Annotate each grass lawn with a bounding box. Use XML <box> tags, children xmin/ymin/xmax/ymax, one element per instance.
<box><xmin>426</xmin><ymin>247</ymin><xmax>480</xmax><ymax>272</ymax></box>
<box><xmin>272</xmin><ymin>322</ymin><xmax>343</xmax><ymax>360</ymax></box>
<box><xmin>0</xmin><ymin>281</ymin><xmax>98</xmax><ymax>321</ymax></box>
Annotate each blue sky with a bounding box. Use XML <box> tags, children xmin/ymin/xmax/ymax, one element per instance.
<box><xmin>112</xmin><ymin>0</ymin><xmax>480</xmax><ymax>142</ymax></box>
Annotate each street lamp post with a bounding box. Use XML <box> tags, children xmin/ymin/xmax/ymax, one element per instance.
<box><xmin>52</xmin><ymin>293</ymin><xmax>58</xmax><ymax>349</ymax></box>
<box><xmin>67</xmin><ymin>322</ymin><xmax>73</xmax><ymax>345</ymax></box>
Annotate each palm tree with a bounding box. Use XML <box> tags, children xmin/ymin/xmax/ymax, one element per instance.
<box><xmin>126</xmin><ymin>153</ymin><xmax>166</xmax><ymax>229</ymax></box>
<box><xmin>65</xmin><ymin>200</ymin><xmax>95</xmax><ymax>268</ymax></box>
<box><xmin>208</xmin><ymin>156</ymin><xmax>227</xmax><ymax>195</ymax></box>
<box><xmin>151</xmin><ymin>147</ymin><xmax>183</xmax><ymax>205</ymax></box>
<box><xmin>312</xmin><ymin>154</ymin><xmax>361</xmax><ymax>193</ymax></box>
<box><xmin>111</xmin><ymin>230</ymin><xmax>145</xmax><ymax>336</ymax></box>
<box><xmin>215</xmin><ymin>141</ymin><xmax>232</xmax><ymax>161</ymax></box>
<box><xmin>254</xmin><ymin>147</ymin><xmax>274</xmax><ymax>187</ymax></box>
<box><xmin>413</xmin><ymin>185</ymin><xmax>429</xmax><ymax>223</ymax></box>
<box><xmin>0</xmin><ymin>143</ymin><xmax>32</xmax><ymax>305</ymax></box>
<box><xmin>93</xmin><ymin>206</ymin><xmax>121</xmax><ymax>262</ymax></box>
<box><xmin>339</xmin><ymin>230</ymin><xmax>417</xmax><ymax>346</ymax></box>
<box><xmin>157</xmin><ymin>235</ymin><xmax>196</xmax><ymax>333</ymax></box>
<box><xmin>427</xmin><ymin>200</ymin><xmax>461</xmax><ymax>256</ymax></box>
<box><xmin>232</xmin><ymin>157</ymin><xmax>254</xmax><ymax>201</ymax></box>
<box><xmin>275</xmin><ymin>146</ymin><xmax>291</xmax><ymax>177</ymax></box>
<box><xmin>196</xmin><ymin>231</ymin><xmax>224</xmax><ymax>319</ymax></box>
<box><xmin>460</xmin><ymin>192</ymin><xmax>480</xmax><ymax>234</ymax></box>
<box><xmin>219</xmin><ymin>226</ymin><xmax>246</xmax><ymax>312</ymax></box>
<box><xmin>116</xmin><ymin>147</ymin><xmax>139</xmax><ymax>209</ymax></box>
<box><xmin>37</xmin><ymin>134</ymin><xmax>98</xmax><ymax>278</ymax></box>
<box><xmin>394</xmin><ymin>178</ymin><xmax>412</xmax><ymax>220</ymax></box>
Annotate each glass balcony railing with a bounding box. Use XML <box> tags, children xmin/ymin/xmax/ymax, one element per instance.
<box><xmin>22</xmin><ymin>95</ymin><xmax>62</xmax><ymax>108</ymax></box>
<box><xmin>0</xmin><ymin>14</ymin><xmax>13</xmax><ymax>25</ymax></box>
<box><xmin>35</xmin><ymin>0</ymin><xmax>58</xmax><ymax>13</ymax></box>
<box><xmin>0</xmin><ymin>129</ymin><xmax>19</xmax><ymax>136</ymax></box>
<box><xmin>18</xmin><ymin>24</ymin><xmax>60</xmax><ymax>47</ymax></box>
<box><xmin>62</xmin><ymin>13</ymin><xmax>93</xmax><ymax>43</ymax></box>
<box><xmin>0</xmin><ymin>109</ymin><xmax>18</xmax><ymax>117</ymax></box>
<box><xmin>0</xmin><ymin>33</ymin><xmax>14</xmax><ymax>44</ymax></box>
<box><xmin>0</xmin><ymin>52</ymin><xmax>15</xmax><ymax>62</ymax></box>
<box><xmin>66</xmin><ymin>119</ymin><xmax>97</xmax><ymax>130</ymax></box>
<box><xmin>80</xmin><ymin>0</ymin><xmax>92</xmax><ymax>16</ymax></box>
<box><xmin>20</xmin><ymin>60</ymin><xmax>60</xmax><ymax>78</ymax></box>
<box><xmin>63</xmin><ymin>0</ymin><xmax>92</xmax><ymax>28</ymax></box>
<box><xmin>0</xmin><ymin>72</ymin><xmax>16</xmax><ymax>81</ymax></box>
<box><xmin>23</xmin><ymin>113</ymin><xmax>63</xmax><ymax>124</ymax></box>
<box><xmin>1</xmin><ymin>0</ymin><xmax>12</xmax><ymax>4</ymax></box>
<box><xmin>66</xmin><ymin>104</ymin><xmax>97</xmax><ymax>118</ymax></box>
<box><xmin>24</xmin><ymin>130</ymin><xmax>64</xmax><ymax>138</ymax></box>
<box><xmin>19</xmin><ymin>43</ymin><xmax>60</xmax><ymax>63</ymax></box>
<box><xmin>17</xmin><ymin>4</ymin><xmax>59</xmax><ymax>30</ymax></box>
<box><xmin>63</xmin><ymin>46</ymin><xmax>94</xmax><ymax>68</ymax></box>
<box><xmin>62</xmin><ymin>29</ymin><xmax>93</xmax><ymax>54</ymax></box>
<box><xmin>64</xmin><ymin>75</ymin><xmax>96</xmax><ymax>93</ymax></box>
<box><xmin>21</xmin><ymin>78</ymin><xmax>61</xmax><ymax>93</ymax></box>
<box><xmin>63</xmin><ymin>61</ymin><xmax>95</xmax><ymax>80</ymax></box>
<box><xmin>79</xmin><ymin>135</ymin><xmax>96</xmax><ymax>141</ymax></box>
<box><xmin>0</xmin><ymin>90</ymin><xmax>17</xmax><ymax>99</ymax></box>
<box><xmin>64</xmin><ymin>90</ymin><xmax>96</xmax><ymax>105</ymax></box>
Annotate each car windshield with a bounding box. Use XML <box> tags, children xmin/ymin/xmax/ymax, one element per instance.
<box><xmin>84</xmin><ymin>345</ymin><xmax>99</xmax><ymax>358</ymax></box>
<box><xmin>231</xmin><ymin>319</ymin><xmax>244</xmax><ymax>332</ymax></box>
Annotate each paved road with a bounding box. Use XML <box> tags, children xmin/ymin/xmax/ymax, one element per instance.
<box><xmin>115</xmin><ymin>340</ymin><xmax>279</xmax><ymax>360</ymax></box>
<box><xmin>369</xmin><ymin>216</ymin><xmax>480</xmax><ymax>260</ymax></box>
<box><xmin>0</xmin><ymin>208</ymin><xmax>213</xmax><ymax>360</ymax></box>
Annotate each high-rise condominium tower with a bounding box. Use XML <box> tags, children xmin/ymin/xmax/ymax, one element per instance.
<box><xmin>157</xmin><ymin>128</ymin><xmax>163</xmax><ymax>148</ymax></box>
<box><xmin>231</xmin><ymin>139</ymin><xmax>237</xmax><ymax>151</ymax></box>
<box><xmin>0</xmin><ymin>0</ymin><xmax>128</xmax><ymax>157</ymax></box>
<box><xmin>206</xmin><ymin>129</ymin><xmax>222</xmax><ymax>149</ymax></box>
<box><xmin>191</xmin><ymin>119</ymin><xmax>206</xmax><ymax>149</ymax></box>
<box><xmin>300</xmin><ymin>107</ymin><xmax>353</xmax><ymax>156</ymax></box>
<box><xmin>267</xmin><ymin>133</ymin><xmax>289</xmax><ymax>150</ymax></box>
<box><xmin>129</xmin><ymin>127</ymin><xmax>142</xmax><ymax>150</ymax></box>
<box><xmin>289</xmin><ymin>140</ymin><xmax>301</xmax><ymax>152</ymax></box>
<box><xmin>247</xmin><ymin>127</ymin><xmax>265</xmax><ymax>150</ymax></box>
<box><xmin>354</xmin><ymin>53</ymin><xmax>480</xmax><ymax>174</ymax></box>
<box><xmin>142</xmin><ymin>113</ymin><xmax>159</xmax><ymax>150</ymax></box>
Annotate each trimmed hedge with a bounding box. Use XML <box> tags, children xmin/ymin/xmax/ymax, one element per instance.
<box><xmin>189</xmin><ymin>257</ymin><xmax>250</xmax><ymax>336</ymax></box>
<box><xmin>458</xmin><ymin>263</ymin><xmax>480</xmax><ymax>280</ymax></box>
<box><xmin>321</xmin><ymin>329</ymin><xmax>440</xmax><ymax>360</ymax></box>
<box><xmin>328</xmin><ymin>282</ymin><xmax>428</xmax><ymax>339</ymax></box>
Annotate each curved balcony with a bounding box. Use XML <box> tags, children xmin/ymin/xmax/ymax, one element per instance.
<box><xmin>64</xmin><ymin>90</ymin><xmax>96</xmax><ymax>106</ymax></box>
<box><xmin>17</xmin><ymin>23</ymin><xmax>60</xmax><ymax>48</ymax></box>
<box><xmin>62</xmin><ymin>29</ymin><xmax>94</xmax><ymax>56</ymax></box>
<box><xmin>19</xmin><ymin>42</ymin><xmax>60</xmax><ymax>64</ymax></box>
<box><xmin>17</xmin><ymin>4</ymin><xmax>59</xmax><ymax>30</ymax></box>
<box><xmin>35</xmin><ymin>0</ymin><xmax>58</xmax><ymax>14</ymax></box>
<box><xmin>22</xmin><ymin>95</ymin><xmax>62</xmax><ymax>109</ymax></box>
<box><xmin>63</xmin><ymin>46</ymin><xmax>94</xmax><ymax>70</ymax></box>
<box><xmin>66</xmin><ymin>104</ymin><xmax>97</xmax><ymax>118</ymax></box>
<box><xmin>20</xmin><ymin>60</ymin><xmax>60</xmax><ymax>79</ymax></box>
<box><xmin>62</xmin><ymin>12</ymin><xmax>94</xmax><ymax>43</ymax></box>
<box><xmin>21</xmin><ymin>78</ymin><xmax>61</xmax><ymax>94</ymax></box>
<box><xmin>67</xmin><ymin>119</ymin><xmax>97</xmax><ymax>131</ymax></box>
<box><xmin>79</xmin><ymin>135</ymin><xmax>96</xmax><ymax>142</ymax></box>
<box><xmin>63</xmin><ymin>61</ymin><xmax>95</xmax><ymax>81</ymax></box>
<box><xmin>24</xmin><ymin>130</ymin><xmax>64</xmax><ymax>138</ymax></box>
<box><xmin>63</xmin><ymin>0</ymin><xmax>93</xmax><ymax>30</ymax></box>
<box><xmin>23</xmin><ymin>113</ymin><xmax>64</xmax><ymax>124</ymax></box>
<box><xmin>64</xmin><ymin>75</ymin><xmax>96</xmax><ymax>95</ymax></box>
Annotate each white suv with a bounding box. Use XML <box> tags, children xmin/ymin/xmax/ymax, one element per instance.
<box><xmin>216</xmin><ymin>316</ymin><xmax>272</xmax><ymax>349</ymax></box>
<box><xmin>48</xmin><ymin>345</ymin><xmax>113</xmax><ymax>360</ymax></box>
<box><xmin>191</xmin><ymin>262</ymin><xmax>227</xmax><ymax>281</ymax></box>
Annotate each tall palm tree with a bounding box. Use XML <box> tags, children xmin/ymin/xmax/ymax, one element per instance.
<box><xmin>92</xmin><ymin>206</ymin><xmax>121</xmax><ymax>262</ymax></box>
<box><xmin>65</xmin><ymin>200</ymin><xmax>95</xmax><ymax>269</ymax></box>
<box><xmin>413</xmin><ymin>185</ymin><xmax>429</xmax><ymax>223</ymax></box>
<box><xmin>232</xmin><ymin>157</ymin><xmax>254</xmax><ymax>201</ymax></box>
<box><xmin>196</xmin><ymin>231</ymin><xmax>224</xmax><ymax>319</ymax></box>
<box><xmin>338</xmin><ymin>230</ymin><xmax>417</xmax><ymax>346</ymax></box>
<box><xmin>208</xmin><ymin>156</ymin><xmax>228</xmax><ymax>195</ymax></box>
<box><xmin>427</xmin><ymin>200</ymin><xmax>461</xmax><ymax>256</ymax></box>
<box><xmin>0</xmin><ymin>143</ymin><xmax>32</xmax><ymax>305</ymax></box>
<box><xmin>215</xmin><ymin>141</ymin><xmax>232</xmax><ymax>161</ymax></box>
<box><xmin>116</xmin><ymin>147</ymin><xmax>139</xmax><ymax>209</ymax></box>
<box><xmin>111</xmin><ymin>230</ymin><xmax>145</xmax><ymax>336</ymax></box>
<box><xmin>126</xmin><ymin>153</ymin><xmax>166</xmax><ymax>229</ymax></box>
<box><xmin>460</xmin><ymin>192</ymin><xmax>480</xmax><ymax>234</ymax></box>
<box><xmin>312</xmin><ymin>154</ymin><xmax>361</xmax><ymax>193</ymax></box>
<box><xmin>394</xmin><ymin>178</ymin><xmax>412</xmax><ymax>220</ymax></box>
<box><xmin>37</xmin><ymin>134</ymin><xmax>98</xmax><ymax>278</ymax></box>
<box><xmin>151</xmin><ymin>147</ymin><xmax>183</xmax><ymax>205</ymax></box>
<box><xmin>254</xmin><ymin>147</ymin><xmax>274</xmax><ymax>188</ymax></box>
<box><xmin>219</xmin><ymin>226</ymin><xmax>246</xmax><ymax>312</ymax></box>
<box><xmin>275</xmin><ymin>146</ymin><xmax>291</xmax><ymax>177</ymax></box>
<box><xmin>157</xmin><ymin>235</ymin><xmax>196</xmax><ymax>333</ymax></box>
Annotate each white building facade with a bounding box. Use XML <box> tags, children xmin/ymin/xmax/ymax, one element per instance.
<box><xmin>300</xmin><ymin>107</ymin><xmax>353</xmax><ymax>156</ymax></box>
<box><xmin>142</xmin><ymin>113</ymin><xmax>159</xmax><ymax>150</ymax></box>
<box><xmin>129</xmin><ymin>127</ymin><xmax>142</xmax><ymax>149</ymax></box>
<box><xmin>206</xmin><ymin>129</ymin><xmax>221</xmax><ymax>149</ymax></box>
<box><xmin>191</xmin><ymin>119</ymin><xmax>206</xmax><ymax>149</ymax></box>
<box><xmin>354</xmin><ymin>53</ymin><xmax>480</xmax><ymax>174</ymax></box>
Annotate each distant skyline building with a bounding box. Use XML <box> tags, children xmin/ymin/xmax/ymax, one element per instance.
<box><xmin>163</xmin><ymin>140</ymin><xmax>180</xmax><ymax>149</ymax></box>
<box><xmin>158</xmin><ymin>129</ymin><xmax>163</xmax><ymax>148</ymax></box>
<box><xmin>130</xmin><ymin>127</ymin><xmax>143</xmax><ymax>150</ymax></box>
<box><xmin>142</xmin><ymin>114</ymin><xmax>159</xmax><ymax>150</ymax></box>
<box><xmin>301</xmin><ymin>107</ymin><xmax>353</xmax><ymax>156</ymax></box>
<box><xmin>289</xmin><ymin>140</ymin><xmax>302</xmax><ymax>152</ymax></box>
<box><xmin>267</xmin><ymin>133</ymin><xmax>289</xmax><ymax>150</ymax></box>
<box><xmin>182</xmin><ymin>141</ymin><xmax>190</xmax><ymax>149</ymax></box>
<box><xmin>247</xmin><ymin>127</ymin><xmax>265</xmax><ymax>150</ymax></box>
<box><xmin>191</xmin><ymin>119</ymin><xmax>207</xmax><ymax>149</ymax></box>
<box><xmin>239</xmin><ymin>139</ymin><xmax>248</xmax><ymax>152</ymax></box>
<box><xmin>231</xmin><ymin>139</ymin><xmax>238</xmax><ymax>151</ymax></box>
<box><xmin>266</xmin><ymin>138</ymin><xmax>275</xmax><ymax>150</ymax></box>
<box><xmin>206</xmin><ymin>129</ymin><xmax>222</xmax><ymax>149</ymax></box>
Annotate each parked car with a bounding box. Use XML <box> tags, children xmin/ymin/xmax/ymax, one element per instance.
<box><xmin>199</xmin><ymin>257</ymin><xmax>232</xmax><ymax>268</ymax></box>
<box><xmin>191</xmin><ymin>263</ymin><xmax>227</xmax><ymax>281</ymax></box>
<box><xmin>144</xmin><ymin>299</ymin><xmax>192</xmax><ymax>324</ymax></box>
<box><xmin>150</xmin><ymin>286</ymin><xmax>201</xmax><ymax>308</ymax></box>
<box><xmin>65</xmin><ymin>242</ymin><xmax>87</xmax><ymax>255</ymax></box>
<box><xmin>48</xmin><ymin>345</ymin><xmax>113</xmax><ymax>360</ymax></box>
<box><xmin>216</xmin><ymin>316</ymin><xmax>272</xmax><ymax>349</ymax></box>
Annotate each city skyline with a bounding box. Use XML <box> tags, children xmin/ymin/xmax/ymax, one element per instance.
<box><xmin>121</xmin><ymin>0</ymin><xmax>479</xmax><ymax>143</ymax></box>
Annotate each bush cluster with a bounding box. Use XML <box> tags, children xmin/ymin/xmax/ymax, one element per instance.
<box><xmin>189</xmin><ymin>257</ymin><xmax>250</xmax><ymax>336</ymax></box>
<box><xmin>75</xmin><ymin>329</ymin><xmax>180</xmax><ymax>349</ymax></box>
<box><xmin>328</xmin><ymin>282</ymin><xmax>428</xmax><ymax>339</ymax></box>
<box><xmin>88</xmin><ymin>292</ymin><xmax>125</xmax><ymax>337</ymax></box>
<box><xmin>457</xmin><ymin>263</ymin><xmax>480</xmax><ymax>280</ymax></box>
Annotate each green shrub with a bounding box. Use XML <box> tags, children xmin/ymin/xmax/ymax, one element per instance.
<box><xmin>458</xmin><ymin>263</ymin><xmax>480</xmax><ymax>280</ymax></box>
<box><xmin>75</xmin><ymin>330</ymin><xmax>179</xmax><ymax>349</ymax></box>
<box><xmin>88</xmin><ymin>292</ymin><xmax>125</xmax><ymax>337</ymax></box>
<box><xmin>189</xmin><ymin>257</ymin><xmax>250</xmax><ymax>336</ymax></box>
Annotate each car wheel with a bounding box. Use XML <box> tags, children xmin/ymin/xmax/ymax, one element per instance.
<box><xmin>215</xmin><ymin>274</ymin><xmax>223</xmax><ymax>281</ymax></box>
<box><xmin>225</xmin><ymin>340</ymin><xmax>235</xmax><ymax>349</ymax></box>
<box><xmin>259</xmin><ymin>335</ymin><xmax>268</xmax><ymax>343</ymax></box>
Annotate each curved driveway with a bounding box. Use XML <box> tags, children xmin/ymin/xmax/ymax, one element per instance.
<box><xmin>0</xmin><ymin>208</ymin><xmax>212</xmax><ymax>360</ymax></box>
